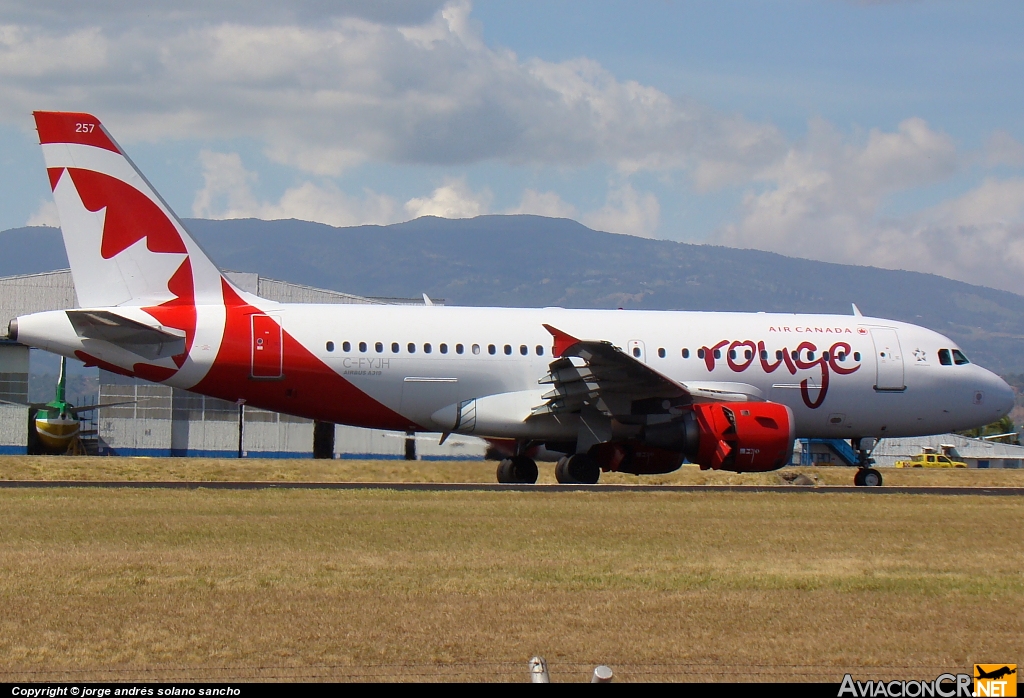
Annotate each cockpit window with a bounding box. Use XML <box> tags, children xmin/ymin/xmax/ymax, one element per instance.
<box><xmin>938</xmin><ymin>349</ymin><xmax>952</xmax><ymax>366</ymax></box>
<box><xmin>951</xmin><ymin>349</ymin><xmax>970</xmax><ymax>365</ymax></box>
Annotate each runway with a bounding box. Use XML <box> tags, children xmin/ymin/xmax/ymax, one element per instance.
<box><xmin>1</xmin><ymin>480</ymin><xmax>1023</xmax><ymax>495</ymax></box>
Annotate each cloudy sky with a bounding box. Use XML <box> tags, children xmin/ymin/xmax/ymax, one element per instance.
<box><xmin>2</xmin><ymin>1</ymin><xmax>1024</xmax><ymax>293</ymax></box>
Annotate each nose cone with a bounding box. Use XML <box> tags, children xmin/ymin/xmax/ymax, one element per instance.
<box><xmin>983</xmin><ymin>370</ymin><xmax>1016</xmax><ymax>420</ymax></box>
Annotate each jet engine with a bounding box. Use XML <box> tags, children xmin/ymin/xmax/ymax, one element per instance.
<box><xmin>642</xmin><ymin>402</ymin><xmax>795</xmax><ymax>472</ymax></box>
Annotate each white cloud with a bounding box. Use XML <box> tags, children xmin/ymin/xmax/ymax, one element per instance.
<box><xmin>717</xmin><ymin>118</ymin><xmax>1024</xmax><ymax>294</ymax></box>
<box><xmin>582</xmin><ymin>183</ymin><xmax>660</xmax><ymax>238</ymax></box>
<box><xmin>0</xmin><ymin>1</ymin><xmax>782</xmax><ymax>182</ymax></box>
<box><xmin>0</xmin><ymin>25</ymin><xmax>107</xmax><ymax>76</ymax></box>
<box><xmin>506</xmin><ymin>189</ymin><xmax>577</xmax><ymax>218</ymax></box>
<box><xmin>403</xmin><ymin>177</ymin><xmax>490</xmax><ymax>219</ymax></box>
<box><xmin>192</xmin><ymin>150</ymin><xmax>398</xmax><ymax>227</ymax></box>
<box><xmin>25</xmin><ymin>199</ymin><xmax>59</xmax><ymax>227</ymax></box>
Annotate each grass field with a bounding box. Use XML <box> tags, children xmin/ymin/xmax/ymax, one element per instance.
<box><xmin>0</xmin><ymin>457</ymin><xmax>1022</xmax><ymax>683</ymax></box>
<box><xmin>4</xmin><ymin>454</ymin><xmax>1024</xmax><ymax>486</ymax></box>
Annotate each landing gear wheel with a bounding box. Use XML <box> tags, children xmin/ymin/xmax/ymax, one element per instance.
<box><xmin>496</xmin><ymin>455</ymin><xmax>538</xmax><ymax>484</ymax></box>
<box><xmin>554</xmin><ymin>453</ymin><xmax>600</xmax><ymax>484</ymax></box>
<box><xmin>854</xmin><ymin>468</ymin><xmax>883</xmax><ymax>487</ymax></box>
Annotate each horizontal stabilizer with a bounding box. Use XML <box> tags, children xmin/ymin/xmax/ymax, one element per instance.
<box><xmin>66</xmin><ymin>309</ymin><xmax>186</xmax><ymax>360</ymax></box>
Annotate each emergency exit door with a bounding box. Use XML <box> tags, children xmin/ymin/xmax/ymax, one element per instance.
<box><xmin>251</xmin><ymin>314</ymin><xmax>283</xmax><ymax>379</ymax></box>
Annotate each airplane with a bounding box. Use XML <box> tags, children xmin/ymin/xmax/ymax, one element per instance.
<box><xmin>0</xmin><ymin>355</ymin><xmax>131</xmax><ymax>454</ymax></box>
<box><xmin>4</xmin><ymin>111</ymin><xmax>1016</xmax><ymax>485</ymax></box>
<box><xmin>31</xmin><ymin>355</ymin><xmax>88</xmax><ymax>453</ymax></box>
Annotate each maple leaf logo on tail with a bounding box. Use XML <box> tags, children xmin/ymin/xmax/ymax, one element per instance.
<box><xmin>33</xmin><ymin>111</ymin><xmax>238</xmax><ymax>382</ymax></box>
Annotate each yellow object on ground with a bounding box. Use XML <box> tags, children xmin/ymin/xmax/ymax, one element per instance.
<box><xmin>895</xmin><ymin>453</ymin><xmax>968</xmax><ymax>468</ymax></box>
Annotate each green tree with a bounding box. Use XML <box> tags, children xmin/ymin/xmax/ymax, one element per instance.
<box><xmin>958</xmin><ymin>415</ymin><xmax>1019</xmax><ymax>444</ymax></box>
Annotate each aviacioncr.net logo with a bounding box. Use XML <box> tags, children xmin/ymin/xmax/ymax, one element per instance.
<box><xmin>839</xmin><ymin>673</ymin><xmax>973</xmax><ymax>697</ymax></box>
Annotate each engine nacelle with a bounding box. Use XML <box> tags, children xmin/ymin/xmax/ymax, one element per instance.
<box><xmin>589</xmin><ymin>440</ymin><xmax>685</xmax><ymax>475</ymax></box>
<box><xmin>642</xmin><ymin>402</ymin><xmax>795</xmax><ymax>472</ymax></box>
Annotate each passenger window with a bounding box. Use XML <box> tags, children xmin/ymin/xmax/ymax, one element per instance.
<box><xmin>938</xmin><ymin>349</ymin><xmax>952</xmax><ymax>365</ymax></box>
<box><xmin>392</xmin><ymin>342</ymin><xmax>399</xmax><ymax>353</ymax></box>
<box><xmin>407</xmin><ymin>342</ymin><xmax>416</xmax><ymax>354</ymax></box>
<box><xmin>359</xmin><ymin>341</ymin><xmax>367</xmax><ymax>352</ymax></box>
<box><xmin>472</xmin><ymin>344</ymin><xmax>480</xmax><ymax>355</ymax></box>
<box><xmin>520</xmin><ymin>345</ymin><xmax>528</xmax><ymax>356</ymax></box>
<box><xmin>729</xmin><ymin>349</ymin><xmax>736</xmax><ymax>359</ymax></box>
<box><xmin>697</xmin><ymin>348</ymin><xmax>705</xmax><ymax>359</ymax></box>
<box><xmin>822</xmin><ymin>352</ymin><xmax>829</xmax><ymax>361</ymax></box>
<box><xmin>488</xmin><ymin>344</ymin><xmax>496</xmax><ymax>355</ymax></box>
<box><xmin>424</xmin><ymin>343</ymin><xmax>432</xmax><ymax>354</ymax></box>
<box><xmin>657</xmin><ymin>347</ymin><xmax>665</xmax><ymax>358</ymax></box>
<box><xmin>713</xmin><ymin>349</ymin><xmax>721</xmax><ymax>359</ymax></box>
<box><xmin>342</xmin><ymin>341</ymin><xmax>351</xmax><ymax>352</ymax></box>
<box><xmin>456</xmin><ymin>344</ymin><xmax>465</xmax><ymax>354</ymax></box>
<box><xmin>440</xmin><ymin>343</ymin><xmax>448</xmax><ymax>354</ymax></box>
<box><xmin>853</xmin><ymin>352</ymin><xmax>861</xmax><ymax>361</ymax></box>
<box><xmin>504</xmin><ymin>344</ymin><xmax>512</xmax><ymax>355</ymax></box>
<box><xmin>776</xmin><ymin>350</ymin><xmax>783</xmax><ymax>360</ymax></box>
<box><xmin>952</xmin><ymin>349</ymin><xmax>970</xmax><ymax>365</ymax></box>
<box><xmin>760</xmin><ymin>350</ymin><xmax>767</xmax><ymax>360</ymax></box>
<box><xmin>744</xmin><ymin>349</ymin><xmax>753</xmax><ymax>360</ymax></box>
<box><xmin>838</xmin><ymin>351</ymin><xmax>846</xmax><ymax>361</ymax></box>
<box><xmin>791</xmin><ymin>350</ymin><xmax>798</xmax><ymax>360</ymax></box>
<box><xmin>326</xmin><ymin>341</ymin><xmax>335</xmax><ymax>352</ymax></box>
<box><xmin>632</xmin><ymin>347</ymin><xmax>641</xmax><ymax>358</ymax></box>
<box><xmin>682</xmin><ymin>348</ymin><xmax>689</xmax><ymax>358</ymax></box>
<box><xmin>375</xmin><ymin>342</ymin><xmax>383</xmax><ymax>353</ymax></box>
<box><xmin>536</xmin><ymin>345</ymin><xmax>544</xmax><ymax>356</ymax></box>
<box><xmin>808</xmin><ymin>351</ymin><xmax>815</xmax><ymax>361</ymax></box>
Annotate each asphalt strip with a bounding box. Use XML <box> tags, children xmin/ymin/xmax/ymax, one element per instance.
<box><xmin>0</xmin><ymin>481</ymin><xmax>1022</xmax><ymax>495</ymax></box>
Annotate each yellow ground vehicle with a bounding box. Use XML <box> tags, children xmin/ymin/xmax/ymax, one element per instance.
<box><xmin>895</xmin><ymin>452</ymin><xmax>967</xmax><ymax>468</ymax></box>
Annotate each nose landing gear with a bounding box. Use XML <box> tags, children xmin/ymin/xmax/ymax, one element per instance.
<box><xmin>852</xmin><ymin>437</ymin><xmax>883</xmax><ymax>487</ymax></box>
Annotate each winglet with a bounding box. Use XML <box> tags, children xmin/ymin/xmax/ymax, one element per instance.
<box><xmin>542</xmin><ymin>324</ymin><xmax>580</xmax><ymax>358</ymax></box>
<box><xmin>851</xmin><ymin>303</ymin><xmax>863</xmax><ymax>317</ymax></box>
<box><xmin>422</xmin><ymin>293</ymin><xmax>434</xmax><ymax>306</ymax></box>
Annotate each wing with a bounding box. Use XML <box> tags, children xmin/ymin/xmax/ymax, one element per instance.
<box><xmin>532</xmin><ymin>324</ymin><xmax>764</xmax><ymax>421</ymax></box>
<box><xmin>66</xmin><ymin>309</ymin><xmax>186</xmax><ymax>361</ymax></box>
<box><xmin>68</xmin><ymin>401</ymin><xmax>137</xmax><ymax>414</ymax></box>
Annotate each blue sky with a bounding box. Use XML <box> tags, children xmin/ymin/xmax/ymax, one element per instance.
<box><xmin>1</xmin><ymin>1</ymin><xmax>1023</xmax><ymax>293</ymax></box>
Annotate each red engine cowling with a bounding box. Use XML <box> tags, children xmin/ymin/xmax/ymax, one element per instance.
<box><xmin>690</xmin><ymin>402</ymin><xmax>794</xmax><ymax>472</ymax></box>
<box><xmin>642</xmin><ymin>401</ymin><xmax>795</xmax><ymax>472</ymax></box>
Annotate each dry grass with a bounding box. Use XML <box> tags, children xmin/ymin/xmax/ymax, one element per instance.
<box><xmin>0</xmin><ymin>486</ymin><xmax>1021</xmax><ymax>682</ymax></box>
<box><xmin>3</xmin><ymin>454</ymin><xmax>1024</xmax><ymax>487</ymax></box>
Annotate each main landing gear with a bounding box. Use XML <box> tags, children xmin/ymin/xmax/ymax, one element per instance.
<box><xmin>852</xmin><ymin>437</ymin><xmax>883</xmax><ymax>487</ymax></box>
<box><xmin>554</xmin><ymin>453</ymin><xmax>600</xmax><ymax>485</ymax></box>
<box><xmin>496</xmin><ymin>454</ymin><xmax>539</xmax><ymax>484</ymax></box>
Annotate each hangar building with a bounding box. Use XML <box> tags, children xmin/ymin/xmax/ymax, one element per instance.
<box><xmin>0</xmin><ymin>269</ymin><xmax>486</xmax><ymax>459</ymax></box>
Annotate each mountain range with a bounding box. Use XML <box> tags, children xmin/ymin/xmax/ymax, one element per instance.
<box><xmin>3</xmin><ymin>215</ymin><xmax>1024</xmax><ymax>375</ymax></box>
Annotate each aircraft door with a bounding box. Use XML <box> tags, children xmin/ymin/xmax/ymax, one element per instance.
<box><xmin>870</xmin><ymin>328</ymin><xmax>905</xmax><ymax>390</ymax></box>
<box><xmin>627</xmin><ymin>340</ymin><xmax>646</xmax><ymax>363</ymax></box>
<box><xmin>251</xmin><ymin>314</ymin><xmax>283</xmax><ymax>379</ymax></box>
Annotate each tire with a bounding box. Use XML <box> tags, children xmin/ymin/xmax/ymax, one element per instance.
<box><xmin>497</xmin><ymin>455</ymin><xmax>538</xmax><ymax>484</ymax></box>
<box><xmin>853</xmin><ymin>469</ymin><xmax>866</xmax><ymax>486</ymax></box>
<box><xmin>862</xmin><ymin>468</ymin><xmax>883</xmax><ymax>487</ymax></box>
<box><xmin>554</xmin><ymin>456</ymin><xmax>570</xmax><ymax>483</ymax></box>
<box><xmin>555</xmin><ymin>453</ymin><xmax>600</xmax><ymax>484</ymax></box>
<box><xmin>510</xmin><ymin>454</ymin><xmax>538</xmax><ymax>484</ymax></box>
<box><xmin>496</xmin><ymin>458</ymin><xmax>515</xmax><ymax>483</ymax></box>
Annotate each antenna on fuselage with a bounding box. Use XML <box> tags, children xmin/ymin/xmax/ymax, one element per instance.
<box><xmin>851</xmin><ymin>303</ymin><xmax>863</xmax><ymax>317</ymax></box>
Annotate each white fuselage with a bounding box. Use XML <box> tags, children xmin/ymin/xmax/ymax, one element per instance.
<box><xmin>14</xmin><ymin>303</ymin><xmax>1015</xmax><ymax>441</ymax></box>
